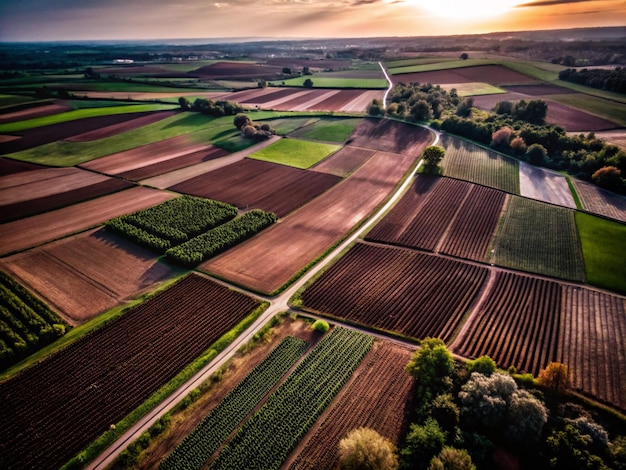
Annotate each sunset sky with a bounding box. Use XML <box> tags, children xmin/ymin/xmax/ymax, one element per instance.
<box><xmin>0</xmin><ymin>0</ymin><xmax>624</xmax><ymax>42</ymax></box>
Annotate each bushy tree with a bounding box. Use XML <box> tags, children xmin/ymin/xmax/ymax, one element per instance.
<box><xmin>592</xmin><ymin>166</ymin><xmax>623</xmax><ymax>192</ymax></box>
<box><xmin>427</xmin><ymin>394</ymin><xmax>459</xmax><ymax>440</ymax></box>
<box><xmin>421</xmin><ymin>146</ymin><xmax>446</xmax><ymax>173</ymax></box>
<box><xmin>411</xmin><ymin>100</ymin><xmax>433</xmax><ymax>122</ymax></box>
<box><xmin>428</xmin><ymin>447</ymin><xmax>476</xmax><ymax>470</ymax></box>
<box><xmin>466</xmin><ymin>356</ymin><xmax>496</xmax><ymax>376</ymax></box>
<box><xmin>406</xmin><ymin>337</ymin><xmax>455</xmax><ymax>398</ymax></box>
<box><xmin>303</xmin><ymin>78</ymin><xmax>314</xmax><ymax>88</ymax></box>
<box><xmin>545</xmin><ymin>423</ymin><xmax>609</xmax><ymax>470</ymax></box>
<box><xmin>525</xmin><ymin>143</ymin><xmax>548</xmax><ymax>165</ymax></box>
<box><xmin>510</xmin><ymin>136</ymin><xmax>527</xmax><ymax>156</ymax></box>
<box><xmin>490</xmin><ymin>127</ymin><xmax>513</xmax><ymax>151</ymax></box>
<box><xmin>455</xmin><ymin>98</ymin><xmax>473</xmax><ymax>118</ymax></box>
<box><xmin>368</xmin><ymin>99</ymin><xmax>384</xmax><ymax>116</ymax></box>
<box><xmin>338</xmin><ymin>427</ymin><xmax>399</xmax><ymax>470</ymax></box>
<box><xmin>234</xmin><ymin>113</ymin><xmax>252</xmax><ymax>130</ymax></box>
<box><xmin>494</xmin><ymin>100</ymin><xmax>513</xmax><ymax>115</ymax></box>
<box><xmin>400</xmin><ymin>418</ymin><xmax>446</xmax><ymax>470</ymax></box>
<box><xmin>537</xmin><ymin>362</ymin><xmax>569</xmax><ymax>393</ymax></box>
<box><xmin>178</xmin><ymin>96</ymin><xmax>191</xmax><ymax>111</ymax></box>
<box><xmin>311</xmin><ymin>319</ymin><xmax>330</xmax><ymax>333</ymax></box>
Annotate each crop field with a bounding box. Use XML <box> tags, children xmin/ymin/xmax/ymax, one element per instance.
<box><xmin>572</xmin><ymin>179</ymin><xmax>626</xmax><ymax>223</ymax></box>
<box><xmin>65</xmin><ymin>110</ymin><xmax>179</xmax><ymax>141</ymax></box>
<box><xmin>170</xmin><ymin>159</ymin><xmax>342</xmax><ymax>217</ymax></box>
<box><xmin>0</xmin><ymin>101</ymin><xmax>71</xmax><ymax>123</ymax></box>
<box><xmin>0</xmin><ymin>186</ymin><xmax>176</xmax><ymax>256</ymax></box>
<box><xmin>301</xmin><ymin>243</ymin><xmax>489</xmax><ymax>342</ymax></box>
<box><xmin>493</xmin><ymin>196</ymin><xmax>585</xmax><ymax>281</ymax></box>
<box><xmin>438</xmin><ymin>82</ymin><xmax>507</xmax><ymax>97</ymax></box>
<box><xmin>160</xmin><ymin>335</ymin><xmax>309</xmax><ymax>469</ymax></box>
<box><xmin>453</xmin><ymin>271</ymin><xmax>562</xmax><ymax>377</ymax></box>
<box><xmin>248</xmin><ymin>138</ymin><xmax>341</xmax><ymax>169</ymax></box>
<box><xmin>270</xmin><ymin>74</ymin><xmax>388</xmax><ymax>89</ymax></box>
<box><xmin>388</xmin><ymin>64</ymin><xmax>538</xmax><ymax>86</ymax></box>
<box><xmin>440</xmin><ymin>135</ymin><xmax>520</xmax><ymax>193</ymax></box>
<box><xmin>0</xmin><ymin>167</ymin><xmax>134</xmax><ymax>222</ymax></box>
<box><xmin>286</xmin><ymin>341</ymin><xmax>414</xmax><ymax>470</ymax></box>
<box><xmin>519</xmin><ymin>162</ymin><xmax>576</xmax><ymax>208</ymax></box>
<box><xmin>0</xmin><ymin>271</ymin><xmax>69</xmax><ymax>371</ymax></box>
<box><xmin>576</xmin><ymin>212</ymin><xmax>626</xmax><ymax>294</ymax></box>
<box><xmin>0</xmin><ymin>274</ymin><xmax>262</xmax><ymax>470</ymax></box>
<box><xmin>312</xmin><ymin>146</ymin><xmax>376</xmax><ymax>177</ymax></box>
<box><xmin>287</xmin><ymin>117</ymin><xmax>362</xmax><ymax>143</ymax></box>
<box><xmin>210</xmin><ymin>327</ymin><xmax>373</xmax><ymax>470</ymax></box>
<box><xmin>0</xmin><ymin>227</ymin><xmax>180</xmax><ymax>324</ymax></box>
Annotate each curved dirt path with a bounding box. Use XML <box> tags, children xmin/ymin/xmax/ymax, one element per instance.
<box><xmin>86</xmin><ymin>127</ymin><xmax>439</xmax><ymax>470</ymax></box>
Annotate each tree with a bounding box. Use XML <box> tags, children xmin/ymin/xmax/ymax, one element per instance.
<box><xmin>178</xmin><ymin>96</ymin><xmax>191</xmax><ymax>111</ymax></box>
<box><xmin>490</xmin><ymin>127</ymin><xmax>513</xmax><ymax>151</ymax></box>
<box><xmin>302</xmin><ymin>66</ymin><xmax>312</xmax><ymax>75</ymax></box>
<box><xmin>400</xmin><ymin>418</ymin><xmax>446</xmax><ymax>470</ymax></box>
<box><xmin>428</xmin><ymin>447</ymin><xmax>476</xmax><ymax>470</ymax></box>
<box><xmin>234</xmin><ymin>113</ymin><xmax>252</xmax><ymax>130</ymax></box>
<box><xmin>455</xmin><ymin>98</ymin><xmax>473</xmax><ymax>118</ymax></box>
<box><xmin>525</xmin><ymin>143</ymin><xmax>548</xmax><ymax>165</ymax></box>
<box><xmin>537</xmin><ymin>362</ymin><xmax>569</xmax><ymax>393</ymax></box>
<box><xmin>466</xmin><ymin>356</ymin><xmax>496</xmax><ymax>376</ymax></box>
<box><xmin>282</xmin><ymin>67</ymin><xmax>292</xmax><ymax>75</ymax></box>
<box><xmin>311</xmin><ymin>319</ymin><xmax>330</xmax><ymax>333</ymax></box>
<box><xmin>494</xmin><ymin>100</ymin><xmax>513</xmax><ymax>115</ymax></box>
<box><xmin>406</xmin><ymin>337</ymin><xmax>455</xmax><ymax>403</ymax></box>
<box><xmin>545</xmin><ymin>423</ymin><xmax>609</xmax><ymax>470</ymax></box>
<box><xmin>412</xmin><ymin>99</ymin><xmax>432</xmax><ymax>122</ymax></box>
<box><xmin>368</xmin><ymin>99</ymin><xmax>384</xmax><ymax>116</ymax></box>
<box><xmin>303</xmin><ymin>78</ymin><xmax>314</xmax><ymax>88</ymax></box>
<box><xmin>592</xmin><ymin>166</ymin><xmax>623</xmax><ymax>192</ymax></box>
<box><xmin>421</xmin><ymin>146</ymin><xmax>446</xmax><ymax>173</ymax></box>
<box><xmin>510</xmin><ymin>136</ymin><xmax>527</xmax><ymax>156</ymax></box>
<box><xmin>459</xmin><ymin>53</ymin><xmax>469</xmax><ymax>60</ymax></box>
<box><xmin>338</xmin><ymin>427</ymin><xmax>399</xmax><ymax>470</ymax></box>
<box><xmin>427</xmin><ymin>394</ymin><xmax>459</xmax><ymax>439</ymax></box>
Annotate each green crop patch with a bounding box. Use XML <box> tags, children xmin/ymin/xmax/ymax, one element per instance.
<box><xmin>576</xmin><ymin>212</ymin><xmax>626</xmax><ymax>294</ymax></box>
<box><xmin>248</xmin><ymin>138</ymin><xmax>340</xmax><ymax>169</ymax></box>
<box><xmin>288</xmin><ymin>117</ymin><xmax>361</xmax><ymax>143</ymax></box>
<box><xmin>493</xmin><ymin>196</ymin><xmax>585</xmax><ymax>281</ymax></box>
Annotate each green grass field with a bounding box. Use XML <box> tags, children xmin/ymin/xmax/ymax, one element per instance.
<box><xmin>387</xmin><ymin>58</ymin><xmax>497</xmax><ymax>75</ymax></box>
<box><xmin>288</xmin><ymin>117</ymin><xmax>361</xmax><ymax>142</ymax></box>
<box><xmin>0</xmin><ymin>103</ymin><xmax>177</xmax><ymax>133</ymax></box>
<box><xmin>444</xmin><ymin>82</ymin><xmax>507</xmax><ymax>97</ymax></box>
<box><xmin>248</xmin><ymin>138</ymin><xmax>340</xmax><ymax>169</ymax></box>
<box><xmin>270</xmin><ymin>75</ymin><xmax>388</xmax><ymax>89</ymax></box>
<box><xmin>6</xmin><ymin>112</ymin><xmax>245</xmax><ymax>166</ymax></box>
<box><xmin>384</xmin><ymin>57</ymin><xmax>458</xmax><ymax>69</ymax></box>
<box><xmin>545</xmin><ymin>93</ymin><xmax>626</xmax><ymax>127</ymax></box>
<box><xmin>493</xmin><ymin>196</ymin><xmax>585</xmax><ymax>281</ymax></box>
<box><xmin>576</xmin><ymin>212</ymin><xmax>626</xmax><ymax>294</ymax></box>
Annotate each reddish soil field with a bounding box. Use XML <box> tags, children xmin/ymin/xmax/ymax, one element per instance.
<box><xmin>65</xmin><ymin>110</ymin><xmax>178</xmax><ymax>141</ymax></box>
<box><xmin>305</xmin><ymin>89</ymin><xmax>365</xmax><ymax>111</ymax></box>
<box><xmin>312</xmin><ymin>146</ymin><xmax>376</xmax><ymax>177</ymax></box>
<box><xmin>169</xmin><ymin>159</ymin><xmax>342</xmax><ymax>218</ymax></box>
<box><xmin>503</xmin><ymin>84</ymin><xmax>574</xmax><ymax>96</ymax></box>
<box><xmin>0</xmin><ymin>227</ymin><xmax>180</xmax><ymax>324</ymax></box>
<box><xmin>193</xmin><ymin>61</ymin><xmax>283</xmax><ymax>79</ymax></box>
<box><xmin>0</xmin><ymin>157</ymin><xmax>48</xmax><ymax>176</ymax></box>
<box><xmin>559</xmin><ymin>285</ymin><xmax>626</xmax><ymax>411</ymax></box>
<box><xmin>96</xmin><ymin>65</ymin><xmax>175</xmax><ymax>75</ymax></box>
<box><xmin>470</xmin><ymin>91</ymin><xmax>528</xmax><ymax>111</ymax></box>
<box><xmin>243</xmin><ymin>88</ymin><xmax>301</xmax><ymax>104</ymax></box>
<box><xmin>265</xmin><ymin>58</ymin><xmax>351</xmax><ymax>70</ymax></box>
<box><xmin>453</xmin><ymin>271</ymin><xmax>562</xmax><ymax>376</ymax></box>
<box><xmin>391</xmin><ymin>65</ymin><xmax>537</xmax><ymax>86</ymax></box>
<box><xmin>573</xmin><ymin>179</ymin><xmax>626</xmax><ymax>223</ymax></box>
<box><xmin>339</xmin><ymin>90</ymin><xmax>384</xmax><ymax>113</ymax></box>
<box><xmin>286</xmin><ymin>341</ymin><xmax>414</xmax><ymax>470</ymax></box>
<box><xmin>0</xmin><ymin>101</ymin><xmax>71</xmax><ymax>124</ymax></box>
<box><xmin>200</xmin><ymin>143</ymin><xmax>428</xmax><ymax>294</ymax></box>
<box><xmin>544</xmin><ymin>99</ymin><xmax>618</xmax><ymax>132</ymax></box>
<box><xmin>269</xmin><ymin>90</ymin><xmax>325</xmax><ymax>110</ymax></box>
<box><xmin>301</xmin><ymin>242</ymin><xmax>489</xmax><ymax>341</ymax></box>
<box><xmin>348</xmin><ymin>118</ymin><xmax>434</xmax><ymax>155</ymax></box>
<box><xmin>0</xmin><ymin>186</ymin><xmax>176</xmax><ymax>256</ymax></box>
<box><xmin>0</xmin><ymin>274</ymin><xmax>261</xmax><ymax>470</ymax></box>
<box><xmin>79</xmin><ymin>134</ymin><xmax>216</xmax><ymax>176</ymax></box>
<box><xmin>0</xmin><ymin>111</ymin><xmax>160</xmax><ymax>154</ymax></box>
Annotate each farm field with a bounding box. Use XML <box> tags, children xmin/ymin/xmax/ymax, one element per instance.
<box><xmin>439</xmin><ymin>135</ymin><xmax>520</xmax><ymax>193</ymax></box>
<box><xmin>301</xmin><ymin>242</ymin><xmax>489</xmax><ymax>342</ymax></box>
<box><xmin>388</xmin><ymin>64</ymin><xmax>538</xmax><ymax>86</ymax></box>
<box><xmin>169</xmin><ymin>158</ymin><xmax>342</xmax><ymax>218</ymax></box>
<box><xmin>0</xmin><ymin>227</ymin><xmax>181</xmax><ymax>324</ymax></box>
<box><xmin>287</xmin><ymin>116</ymin><xmax>362</xmax><ymax>143</ymax></box>
<box><xmin>453</xmin><ymin>271</ymin><xmax>626</xmax><ymax>411</ymax></box>
<box><xmin>492</xmin><ymin>196</ymin><xmax>585</xmax><ymax>281</ymax></box>
<box><xmin>519</xmin><ymin>162</ymin><xmax>576</xmax><ymax>208</ymax></box>
<box><xmin>0</xmin><ymin>100</ymin><xmax>71</xmax><ymax>123</ymax></box>
<box><xmin>286</xmin><ymin>340</ymin><xmax>414</xmax><ymax>470</ymax></box>
<box><xmin>0</xmin><ymin>186</ymin><xmax>176</xmax><ymax>256</ymax></box>
<box><xmin>248</xmin><ymin>138</ymin><xmax>341</xmax><ymax>169</ymax></box>
<box><xmin>0</xmin><ymin>274</ymin><xmax>262</xmax><ymax>470</ymax></box>
<box><xmin>312</xmin><ymin>146</ymin><xmax>376</xmax><ymax>177</ymax></box>
<box><xmin>573</xmin><ymin>179</ymin><xmax>626</xmax><ymax>223</ymax></box>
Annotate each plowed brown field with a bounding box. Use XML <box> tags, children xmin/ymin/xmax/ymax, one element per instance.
<box><xmin>312</xmin><ymin>146</ymin><xmax>376</xmax><ymax>177</ymax></box>
<box><xmin>573</xmin><ymin>180</ymin><xmax>626</xmax><ymax>223</ymax></box>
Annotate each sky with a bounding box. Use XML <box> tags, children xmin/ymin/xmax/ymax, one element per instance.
<box><xmin>0</xmin><ymin>0</ymin><xmax>624</xmax><ymax>42</ymax></box>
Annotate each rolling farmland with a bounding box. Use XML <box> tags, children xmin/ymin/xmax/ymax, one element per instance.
<box><xmin>0</xmin><ymin>274</ymin><xmax>262</xmax><ymax>470</ymax></box>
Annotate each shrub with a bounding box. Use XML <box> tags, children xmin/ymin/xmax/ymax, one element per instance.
<box><xmin>406</xmin><ymin>337</ymin><xmax>455</xmax><ymax>400</ymax></box>
<box><xmin>421</xmin><ymin>146</ymin><xmax>446</xmax><ymax>173</ymax></box>
<box><xmin>466</xmin><ymin>356</ymin><xmax>496</xmax><ymax>376</ymax></box>
<box><xmin>537</xmin><ymin>362</ymin><xmax>570</xmax><ymax>393</ymax></box>
<box><xmin>592</xmin><ymin>166</ymin><xmax>623</xmax><ymax>192</ymax></box>
<box><xmin>401</xmin><ymin>418</ymin><xmax>447</xmax><ymax>470</ymax></box>
<box><xmin>311</xmin><ymin>319</ymin><xmax>330</xmax><ymax>333</ymax></box>
<box><xmin>428</xmin><ymin>447</ymin><xmax>476</xmax><ymax>470</ymax></box>
<box><xmin>338</xmin><ymin>427</ymin><xmax>399</xmax><ymax>470</ymax></box>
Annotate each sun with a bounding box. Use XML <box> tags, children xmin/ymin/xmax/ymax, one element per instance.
<box><xmin>404</xmin><ymin>0</ymin><xmax>521</xmax><ymax>20</ymax></box>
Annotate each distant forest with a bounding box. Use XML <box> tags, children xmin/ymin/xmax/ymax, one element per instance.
<box><xmin>559</xmin><ymin>67</ymin><xmax>626</xmax><ymax>94</ymax></box>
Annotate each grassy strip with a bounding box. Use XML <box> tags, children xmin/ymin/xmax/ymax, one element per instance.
<box><xmin>0</xmin><ymin>103</ymin><xmax>177</xmax><ymax>133</ymax></box>
<box><xmin>269</xmin><ymin>76</ymin><xmax>387</xmax><ymax>89</ymax></box>
<box><xmin>575</xmin><ymin>212</ymin><xmax>626</xmax><ymax>295</ymax></box>
<box><xmin>61</xmin><ymin>301</ymin><xmax>269</xmax><ymax>470</ymax></box>
<box><xmin>248</xmin><ymin>138</ymin><xmax>340</xmax><ymax>169</ymax></box>
<box><xmin>387</xmin><ymin>58</ymin><xmax>497</xmax><ymax>75</ymax></box>
<box><xmin>565</xmin><ymin>176</ymin><xmax>583</xmax><ymax>210</ymax></box>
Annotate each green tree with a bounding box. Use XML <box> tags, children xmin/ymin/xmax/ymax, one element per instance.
<box><xmin>428</xmin><ymin>447</ymin><xmax>476</xmax><ymax>470</ymax></box>
<box><xmin>368</xmin><ymin>99</ymin><xmax>384</xmax><ymax>116</ymax></box>
<box><xmin>234</xmin><ymin>113</ymin><xmax>252</xmax><ymax>130</ymax></box>
<box><xmin>466</xmin><ymin>356</ymin><xmax>496</xmax><ymax>376</ymax></box>
<box><xmin>545</xmin><ymin>423</ymin><xmax>609</xmax><ymax>470</ymax></box>
<box><xmin>311</xmin><ymin>320</ymin><xmax>330</xmax><ymax>333</ymax></box>
<box><xmin>411</xmin><ymin>99</ymin><xmax>432</xmax><ymax>122</ymax></box>
<box><xmin>427</xmin><ymin>394</ymin><xmax>459</xmax><ymax>440</ymax></box>
<box><xmin>459</xmin><ymin>53</ymin><xmax>469</xmax><ymax>60</ymax></box>
<box><xmin>421</xmin><ymin>146</ymin><xmax>446</xmax><ymax>173</ymax></box>
<box><xmin>400</xmin><ymin>418</ymin><xmax>446</xmax><ymax>470</ymax></box>
<box><xmin>303</xmin><ymin>78</ymin><xmax>314</xmax><ymax>88</ymax></box>
<box><xmin>338</xmin><ymin>427</ymin><xmax>399</xmax><ymax>470</ymax></box>
<box><xmin>178</xmin><ymin>96</ymin><xmax>191</xmax><ymax>111</ymax></box>
<box><xmin>525</xmin><ymin>143</ymin><xmax>548</xmax><ymax>165</ymax></box>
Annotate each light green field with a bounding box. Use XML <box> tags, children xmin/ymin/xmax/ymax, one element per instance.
<box><xmin>270</xmin><ymin>75</ymin><xmax>387</xmax><ymax>89</ymax></box>
<box><xmin>0</xmin><ymin>103</ymin><xmax>177</xmax><ymax>133</ymax></box>
<box><xmin>248</xmin><ymin>138</ymin><xmax>340</xmax><ymax>169</ymax></box>
<box><xmin>288</xmin><ymin>117</ymin><xmax>361</xmax><ymax>143</ymax></box>
<box><xmin>384</xmin><ymin>57</ymin><xmax>458</xmax><ymax>69</ymax></box>
<box><xmin>387</xmin><ymin>58</ymin><xmax>497</xmax><ymax>75</ymax></box>
<box><xmin>263</xmin><ymin>117</ymin><xmax>321</xmax><ymax>135</ymax></box>
<box><xmin>0</xmin><ymin>94</ymin><xmax>36</xmax><ymax>108</ymax></box>
<box><xmin>576</xmin><ymin>212</ymin><xmax>626</xmax><ymax>294</ymax></box>
<box><xmin>441</xmin><ymin>82</ymin><xmax>507</xmax><ymax>97</ymax></box>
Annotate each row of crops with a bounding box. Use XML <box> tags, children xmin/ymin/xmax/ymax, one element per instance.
<box><xmin>211</xmin><ymin>327</ymin><xmax>373</xmax><ymax>470</ymax></box>
<box><xmin>160</xmin><ymin>336</ymin><xmax>309</xmax><ymax>469</ymax></box>
<box><xmin>0</xmin><ymin>271</ymin><xmax>68</xmax><ymax>370</ymax></box>
<box><xmin>105</xmin><ymin>195</ymin><xmax>276</xmax><ymax>266</ymax></box>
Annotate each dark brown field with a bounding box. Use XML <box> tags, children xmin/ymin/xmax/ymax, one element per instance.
<box><xmin>65</xmin><ymin>110</ymin><xmax>178</xmax><ymax>141</ymax></box>
<box><xmin>0</xmin><ymin>274</ymin><xmax>261</xmax><ymax>470</ymax></box>
<box><xmin>391</xmin><ymin>64</ymin><xmax>538</xmax><ymax>86</ymax></box>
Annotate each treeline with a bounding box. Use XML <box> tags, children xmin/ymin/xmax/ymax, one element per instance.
<box><xmin>559</xmin><ymin>67</ymin><xmax>626</xmax><ymax>94</ymax></box>
<box><xmin>371</xmin><ymin>82</ymin><xmax>625</xmax><ymax>193</ymax></box>
<box><xmin>179</xmin><ymin>97</ymin><xmax>244</xmax><ymax>116</ymax></box>
<box><xmin>0</xmin><ymin>271</ymin><xmax>68</xmax><ymax>371</ymax></box>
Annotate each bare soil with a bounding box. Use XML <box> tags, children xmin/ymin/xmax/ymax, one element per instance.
<box><xmin>519</xmin><ymin>162</ymin><xmax>577</xmax><ymax>208</ymax></box>
<box><xmin>0</xmin><ymin>186</ymin><xmax>176</xmax><ymax>255</ymax></box>
<box><xmin>0</xmin><ymin>102</ymin><xmax>71</xmax><ymax>124</ymax></box>
<box><xmin>65</xmin><ymin>110</ymin><xmax>178</xmax><ymax>141</ymax></box>
<box><xmin>0</xmin><ymin>227</ymin><xmax>181</xmax><ymax>324</ymax></box>
<box><xmin>0</xmin><ymin>157</ymin><xmax>46</xmax><ymax>176</ymax></box>
<box><xmin>312</xmin><ymin>146</ymin><xmax>376</xmax><ymax>177</ymax></box>
<box><xmin>391</xmin><ymin>64</ymin><xmax>538</xmax><ymax>87</ymax></box>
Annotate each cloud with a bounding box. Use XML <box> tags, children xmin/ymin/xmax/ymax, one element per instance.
<box><xmin>516</xmin><ymin>0</ymin><xmax>596</xmax><ymax>7</ymax></box>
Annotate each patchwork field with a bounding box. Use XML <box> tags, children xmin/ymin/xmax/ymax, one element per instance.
<box><xmin>519</xmin><ymin>162</ymin><xmax>576</xmax><ymax>208</ymax></box>
<box><xmin>389</xmin><ymin>64</ymin><xmax>538</xmax><ymax>86</ymax></box>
